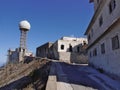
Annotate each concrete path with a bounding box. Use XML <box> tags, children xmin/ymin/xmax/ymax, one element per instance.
<box><xmin>46</xmin><ymin>61</ymin><xmax>120</xmax><ymax>90</ymax></box>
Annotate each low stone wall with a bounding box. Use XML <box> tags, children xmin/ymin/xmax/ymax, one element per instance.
<box><xmin>58</xmin><ymin>52</ymin><xmax>88</xmax><ymax>64</ymax></box>
<box><xmin>58</xmin><ymin>52</ymin><xmax>71</xmax><ymax>63</ymax></box>
<box><xmin>71</xmin><ymin>53</ymin><xmax>88</xmax><ymax>64</ymax></box>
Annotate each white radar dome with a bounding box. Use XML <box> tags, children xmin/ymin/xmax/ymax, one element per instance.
<box><xmin>19</xmin><ymin>20</ymin><xmax>31</xmax><ymax>30</ymax></box>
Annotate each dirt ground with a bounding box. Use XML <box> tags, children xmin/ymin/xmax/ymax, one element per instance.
<box><xmin>0</xmin><ymin>59</ymin><xmax>51</xmax><ymax>90</ymax></box>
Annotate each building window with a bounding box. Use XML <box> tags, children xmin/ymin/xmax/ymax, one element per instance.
<box><xmin>77</xmin><ymin>46</ymin><xmax>80</xmax><ymax>53</ymax></box>
<box><xmin>69</xmin><ymin>45</ymin><xmax>72</xmax><ymax>52</ymax></box>
<box><xmin>109</xmin><ymin>0</ymin><xmax>116</xmax><ymax>14</ymax></box>
<box><xmin>61</xmin><ymin>45</ymin><xmax>64</xmax><ymax>50</ymax></box>
<box><xmin>101</xmin><ymin>43</ymin><xmax>105</xmax><ymax>54</ymax></box>
<box><xmin>93</xmin><ymin>48</ymin><xmax>97</xmax><ymax>56</ymax></box>
<box><xmin>90</xmin><ymin>51</ymin><xmax>92</xmax><ymax>57</ymax></box>
<box><xmin>112</xmin><ymin>35</ymin><xmax>119</xmax><ymax>50</ymax></box>
<box><xmin>99</xmin><ymin>16</ymin><xmax>103</xmax><ymax>27</ymax></box>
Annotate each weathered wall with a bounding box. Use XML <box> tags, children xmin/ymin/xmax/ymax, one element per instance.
<box><xmin>58</xmin><ymin>52</ymin><xmax>71</xmax><ymax>63</ymax></box>
<box><xmin>86</xmin><ymin>0</ymin><xmax>120</xmax><ymax>79</ymax></box>
<box><xmin>56</xmin><ymin>38</ymin><xmax>88</xmax><ymax>63</ymax></box>
<box><xmin>57</xmin><ymin>39</ymin><xmax>87</xmax><ymax>53</ymax></box>
<box><xmin>88</xmin><ymin>0</ymin><xmax>120</xmax><ymax>45</ymax></box>
<box><xmin>36</xmin><ymin>42</ymin><xmax>53</xmax><ymax>58</ymax></box>
<box><xmin>36</xmin><ymin>37</ymin><xmax>88</xmax><ymax>64</ymax></box>
<box><xmin>8</xmin><ymin>48</ymin><xmax>30</xmax><ymax>63</ymax></box>
<box><xmin>89</xmin><ymin>23</ymin><xmax>120</xmax><ymax>78</ymax></box>
<box><xmin>56</xmin><ymin>52</ymin><xmax>88</xmax><ymax>64</ymax></box>
<box><xmin>70</xmin><ymin>53</ymin><xmax>88</xmax><ymax>64</ymax></box>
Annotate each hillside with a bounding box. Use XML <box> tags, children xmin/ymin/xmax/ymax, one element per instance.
<box><xmin>0</xmin><ymin>58</ymin><xmax>51</xmax><ymax>90</ymax></box>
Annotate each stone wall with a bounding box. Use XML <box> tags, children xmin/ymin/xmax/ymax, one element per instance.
<box><xmin>36</xmin><ymin>42</ymin><xmax>53</xmax><ymax>58</ymax></box>
<box><xmin>88</xmin><ymin>22</ymin><xmax>120</xmax><ymax>79</ymax></box>
<box><xmin>57</xmin><ymin>52</ymin><xmax>88</xmax><ymax>64</ymax></box>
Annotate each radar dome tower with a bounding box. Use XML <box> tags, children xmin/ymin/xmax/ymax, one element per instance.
<box><xmin>19</xmin><ymin>20</ymin><xmax>31</xmax><ymax>49</ymax></box>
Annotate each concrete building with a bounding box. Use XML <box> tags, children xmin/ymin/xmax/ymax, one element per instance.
<box><xmin>36</xmin><ymin>37</ymin><xmax>88</xmax><ymax>63</ymax></box>
<box><xmin>8</xmin><ymin>48</ymin><xmax>33</xmax><ymax>63</ymax></box>
<box><xmin>36</xmin><ymin>42</ymin><xmax>53</xmax><ymax>58</ymax></box>
<box><xmin>85</xmin><ymin>0</ymin><xmax>120</xmax><ymax>78</ymax></box>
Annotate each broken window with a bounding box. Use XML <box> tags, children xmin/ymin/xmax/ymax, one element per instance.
<box><xmin>112</xmin><ymin>35</ymin><xmax>119</xmax><ymax>50</ymax></box>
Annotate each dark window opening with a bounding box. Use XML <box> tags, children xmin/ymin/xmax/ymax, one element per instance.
<box><xmin>93</xmin><ymin>48</ymin><xmax>97</xmax><ymax>56</ymax></box>
<box><xmin>101</xmin><ymin>43</ymin><xmax>105</xmax><ymax>54</ymax></box>
<box><xmin>69</xmin><ymin>45</ymin><xmax>72</xmax><ymax>52</ymax></box>
<box><xmin>109</xmin><ymin>0</ymin><xmax>116</xmax><ymax>13</ymax></box>
<box><xmin>77</xmin><ymin>46</ymin><xmax>80</xmax><ymax>53</ymax></box>
<box><xmin>99</xmin><ymin>16</ymin><xmax>103</xmax><ymax>27</ymax></box>
<box><xmin>90</xmin><ymin>52</ymin><xmax>92</xmax><ymax>57</ymax></box>
<box><xmin>112</xmin><ymin>35</ymin><xmax>119</xmax><ymax>50</ymax></box>
<box><xmin>61</xmin><ymin>45</ymin><xmax>64</xmax><ymax>50</ymax></box>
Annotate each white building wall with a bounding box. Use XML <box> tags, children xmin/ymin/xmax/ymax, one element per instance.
<box><xmin>52</xmin><ymin>37</ymin><xmax>88</xmax><ymax>63</ymax></box>
<box><xmin>58</xmin><ymin>40</ymin><xmax>82</xmax><ymax>52</ymax></box>
<box><xmin>58</xmin><ymin>37</ymin><xmax>87</xmax><ymax>52</ymax></box>
<box><xmin>86</xmin><ymin>0</ymin><xmax>120</xmax><ymax>78</ymax></box>
<box><xmin>89</xmin><ymin>23</ymin><xmax>120</xmax><ymax>78</ymax></box>
<box><xmin>89</xmin><ymin>0</ymin><xmax>120</xmax><ymax>45</ymax></box>
<box><xmin>61</xmin><ymin>37</ymin><xmax>87</xmax><ymax>42</ymax></box>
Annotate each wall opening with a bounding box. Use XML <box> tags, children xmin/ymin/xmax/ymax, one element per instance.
<box><xmin>69</xmin><ymin>45</ymin><xmax>72</xmax><ymax>52</ymax></box>
<box><xmin>61</xmin><ymin>45</ymin><xmax>64</xmax><ymax>50</ymax></box>
<box><xmin>112</xmin><ymin>35</ymin><xmax>119</xmax><ymax>50</ymax></box>
<box><xmin>77</xmin><ymin>46</ymin><xmax>80</xmax><ymax>53</ymax></box>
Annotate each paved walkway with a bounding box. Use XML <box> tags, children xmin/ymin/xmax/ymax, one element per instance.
<box><xmin>46</xmin><ymin>61</ymin><xmax>120</xmax><ymax>90</ymax></box>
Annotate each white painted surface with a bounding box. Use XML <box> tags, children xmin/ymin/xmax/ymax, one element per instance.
<box><xmin>86</xmin><ymin>0</ymin><xmax>120</xmax><ymax>78</ymax></box>
<box><xmin>57</xmin><ymin>82</ymin><xmax>73</xmax><ymax>90</ymax></box>
<box><xmin>46</xmin><ymin>76</ymin><xmax>57</xmax><ymax>90</ymax></box>
<box><xmin>19</xmin><ymin>20</ymin><xmax>31</xmax><ymax>30</ymax></box>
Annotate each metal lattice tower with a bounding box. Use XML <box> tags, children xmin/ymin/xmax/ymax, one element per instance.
<box><xmin>19</xmin><ymin>20</ymin><xmax>31</xmax><ymax>49</ymax></box>
<box><xmin>20</xmin><ymin>30</ymin><xmax>27</xmax><ymax>49</ymax></box>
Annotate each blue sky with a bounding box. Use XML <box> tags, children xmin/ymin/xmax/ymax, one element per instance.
<box><xmin>0</xmin><ymin>0</ymin><xmax>93</xmax><ymax>65</ymax></box>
